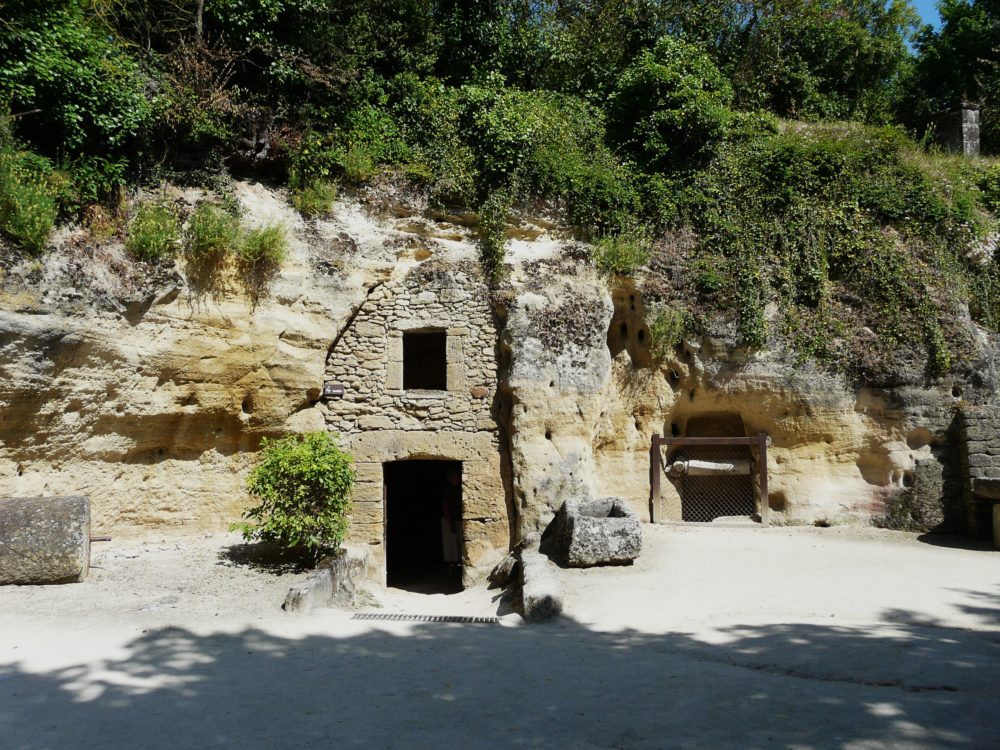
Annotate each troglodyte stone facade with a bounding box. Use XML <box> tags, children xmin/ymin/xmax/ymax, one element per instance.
<box><xmin>324</xmin><ymin>261</ymin><xmax>509</xmax><ymax>580</ymax></box>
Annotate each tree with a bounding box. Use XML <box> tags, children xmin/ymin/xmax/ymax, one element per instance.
<box><xmin>905</xmin><ymin>0</ymin><xmax>1000</xmax><ymax>152</ymax></box>
<box><xmin>609</xmin><ymin>35</ymin><xmax>733</xmax><ymax>171</ymax></box>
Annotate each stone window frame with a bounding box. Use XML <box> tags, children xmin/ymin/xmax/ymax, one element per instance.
<box><xmin>387</xmin><ymin>324</ymin><xmax>466</xmax><ymax>396</ymax></box>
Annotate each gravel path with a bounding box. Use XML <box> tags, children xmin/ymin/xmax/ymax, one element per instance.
<box><xmin>2</xmin><ymin>525</ymin><xmax>999</xmax><ymax>749</ymax></box>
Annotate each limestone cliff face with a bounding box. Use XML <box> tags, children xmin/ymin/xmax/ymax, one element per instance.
<box><xmin>0</xmin><ymin>184</ymin><xmax>374</xmax><ymax>531</ymax></box>
<box><xmin>1</xmin><ymin>183</ymin><xmax>996</xmax><ymax>554</ymax></box>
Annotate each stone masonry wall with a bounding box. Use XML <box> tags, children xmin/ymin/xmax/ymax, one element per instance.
<box><xmin>323</xmin><ymin>261</ymin><xmax>509</xmax><ymax>580</ymax></box>
<box><xmin>958</xmin><ymin>405</ymin><xmax>1000</xmax><ymax>537</ymax></box>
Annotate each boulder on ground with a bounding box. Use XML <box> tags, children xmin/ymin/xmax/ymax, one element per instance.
<box><xmin>556</xmin><ymin>497</ymin><xmax>641</xmax><ymax>567</ymax></box>
<box><xmin>0</xmin><ymin>496</ymin><xmax>91</xmax><ymax>585</ymax></box>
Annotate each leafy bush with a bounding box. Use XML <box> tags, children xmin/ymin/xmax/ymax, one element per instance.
<box><xmin>238</xmin><ymin>223</ymin><xmax>288</xmax><ymax>270</ymax></box>
<box><xmin>478</xmin><ymin>189</ymin><xmax>511</xmax><ymax>284</ymax></box>
<box><xmin>68</xmin><ymin>155</ymin><xmax>128</xmax><ymax>208</ymax></box>
<box><xmin>235</xmin><ymin>431</ymin><xmax>355</xmax><ymax>557</ymax></box>
<box><xmin>647</xmin><ymin>306</ymin><xmax>688</xmax><ymax>361</ymax></box>
<box><xmin>185</xmin><ymin>202</ymin><xmax>239</xmax><ymax>259</ymax></box>
<box><xmin>459</xmin><ymin>80</ymin><xmax>639</xmax><ymax>231</ymax></box>
<box><xmin>981</xmin><ymin>163</ymin><xmax>1000</xmax><ymax>214</ymax></box>
<box><xmin>0</xmin><ymin>2</ymin><xmax>151</xmax><ymax>163</ymax></box>
<box><xmin>609</xmin><ymin>36</ymin><xmax>733</xmax><ymax>170</ymax></box>
<box><xmin>592</xmin><ymin>232</ymin><xmax>651</xmax><ymax>275</ymax></box>
<box><xmin>0</xmin><ymin>149</ymin><xmax>59</xmax><ymax>253</ymax></box>
<box><xmin>237</xmin><ymin>222</ymin><xmax>288</xmax><ymax>303</ymax></box>
<box><xmin>341</xmin><ymin>144</ymin><xmax>377</xmax><ymax>183</ymax></box>
<box><xmin>126</xmin><ymin>201</ymin><xmax>182</xmax><ymax>261</ymax></box>
<box><xmin>291</xmin><ymin>180</ymin><xmax>338</xmax><ymax>218</ymax></box>
<box><xmin>388</xmin><ymin>73</ymin><xmax>476</xmax><ymax>203</ymax></box>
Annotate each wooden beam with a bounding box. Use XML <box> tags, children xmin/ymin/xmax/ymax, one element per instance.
<box><xmin>649</xmin><ymin>432</ymin><xmax>661</xmax><ymax>523</ymax></box>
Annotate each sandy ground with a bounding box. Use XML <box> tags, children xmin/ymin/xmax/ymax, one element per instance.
<box><xmin>2</xmin><ymin>525</ymin><xmax>999</xmax><ymax>749</ymax></box>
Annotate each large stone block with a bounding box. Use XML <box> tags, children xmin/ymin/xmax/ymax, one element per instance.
<box><xmin>0</xmin><ymin>496</ymin><xmax>91</xmax><ymax>584</ymax></box>
<box><xmin>520</xmin><ymin>549</ymin><xmax>563</xmax><ymax>623</ymax></box>
<box><xmin>555</xmin><ymin>497</ymin><xmax>641</xmax><ymax>567</ymax></box>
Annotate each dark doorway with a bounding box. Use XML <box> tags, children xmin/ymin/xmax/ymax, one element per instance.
<box><xmin>403</xmin><ymin>330</ymin><xmax>447</xmax><ymax>390</ymax></box>
<box><xmin>384</xmin><ymin>460</ymin><xmax>462</xmax><ymax>593</ymax></box>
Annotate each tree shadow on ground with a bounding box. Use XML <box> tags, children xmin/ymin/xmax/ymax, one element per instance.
<box><xmin>217</xmin><ymin>541</ymin><xmax>313</xmax><ymax>574</ymax></box>
<box><xmin>916</xmin><ymin>532</ymin><xmax>995</xmax><ymax>552</ymax></box>
<box><xmin>2</xmin><ymin>609</ymin><xmax>999</xmax><ymax>749</ymax></box>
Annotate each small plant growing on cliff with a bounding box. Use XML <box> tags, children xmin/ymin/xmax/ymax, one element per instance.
<box><xmin>647</xmin><ymin>306</ymin><xmax>689</xmax><ymax>360</ymax></box>
<box><xmin>185</xmin><ymin>202</ymin><xmax>239</xmax><ymax>259</ymax></box>
<box><xmin>0</xmin><ymin>150</ymin><xmax>59</xmax><ymax>253</ymax></box>
<box><xmin>291</xmin><ymin>180</ymin><xmax>337</xmax><ymax>218</ymax></box>
<box><xmin>126</xmin><ymin>201</ymin><xmax>181</xmax><ymax>261</ymax></box>
<box><xmin>592</xmin><ymin>231</ymin><xmax>650</xmax><ymax>275</ymax></box>
<box><xmin>234</xmin><ymin>431</ymin><xmax>355</xmax><ymax>559</ymax></box>
<box><xmin>236</xmin><ymin>222</ymin><xmax>288</xmax><ymax>303</ymax></box>
<box><xmin>238</xmin><ymin>223</ymin><xmax>287</xmax><ymax>270</ymax></box>
<box><xmin>478</xmin><ymin>189</ymin><xmax>511</xmax><ymax>283</ymax></box>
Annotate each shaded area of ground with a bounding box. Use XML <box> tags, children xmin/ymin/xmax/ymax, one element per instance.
<box><xmin>1</xmin><ymin>526</ymin><xmax>999</xmax><ymax>748</ymax></box>
<box><xmin>1</xmin><ymin>613</ymin><xmax>999</xmax><ymax>749</ymax></box>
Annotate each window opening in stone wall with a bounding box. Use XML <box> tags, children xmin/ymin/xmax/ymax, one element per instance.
<box><xmin>384</xmin><ymin>460</ymin><xmax>463</xmax><ymax>594</ymax></box>
<box><xmin>403</xmin><ymin>330</ymin><xmax>447</xmax><ymax>390</ymax></box>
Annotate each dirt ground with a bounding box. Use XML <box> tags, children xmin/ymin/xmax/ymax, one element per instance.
<box><xmin>2</xmin><ymin>524</ymin><xmax>999</xmax><ymax>749</ymax></box>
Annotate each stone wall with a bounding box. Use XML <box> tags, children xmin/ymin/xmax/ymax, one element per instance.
<box><xmin>957</xmin><ymin>405</ymin><xmax>1000</xmax><ymax>537</ymax></box>
<box><xmin>937</xmin><ymin>103</ymin><xmax>981</xmax><ymax>157</ymax></box>
<box><xmin>323</xmin><ymin>261</ymin><xmax>509</xmax><ymax>580</ymax></box>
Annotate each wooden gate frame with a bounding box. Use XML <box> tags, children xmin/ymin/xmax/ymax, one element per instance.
<box><xmin>649</xmin><ymin>433</ymin><xmax>769</xmax><ymax>527</ymax></box>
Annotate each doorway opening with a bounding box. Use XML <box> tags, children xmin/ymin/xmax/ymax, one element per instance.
<box><xmin>674</xmin><ymin>412</ymin><xmax>755</xmax><ymax>522</ymax></box>
<box><xmin>384</xmin><ymin>459</ymin><xmax>462</xmax><ymax>593</ymax></box>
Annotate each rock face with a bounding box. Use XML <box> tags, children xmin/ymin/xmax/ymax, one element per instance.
<box><xmin>0</xmin><ymin>496</ymin><xmax>90</xmax><ymax>584</ymax></box>
<box><xmin>1</xmin><ymin>183</ymin><xmax>998</xmax><ymax>586</ymax></box>
<box><xmin>555</xmin><ymin>498</ymin><xmax>642</xmax><ymax>567</ymax></box>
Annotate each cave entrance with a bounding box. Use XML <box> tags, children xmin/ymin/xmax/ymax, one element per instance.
<box><xmin>384</xmin><ymin>460</ymin><xmax>463</xmax><ymax>594</ymax></box>
<box><xmin>676</xmin><ymin>413</ymin><xmax>754</xmax><ymax>522</ymax></box>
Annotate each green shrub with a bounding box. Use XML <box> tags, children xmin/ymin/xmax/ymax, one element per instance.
<box><xmin>388</xmin><ymin>73</ymin><xmax>476</xmax><ymax>203</ymax></box>
<box><xmin>0</xmin><ymin>150</ymin><xmax>58</xmax><ymax>252</ymax></box>
<box><xmin>126</xmin><ymin>201</ymin><xmax>182</xmax><ymax>261</ymax></box>
<box><xmin>981</xmin><ymin>163</ymin><xmax>1000</xmax><ymax>214</ymax></box>
<box><xmin>291</xmin><ymin>180</ymin><xmax>337</xmax><ymax>218</ymax></box>
<box><xmin>609</xmin><ymin>35</ymin><xmax>733</xmax><ymax>170</ymax></box>
<box><xmin>0</xmin><ymin>3</ymin><xmax>151</xmax><ymax>163</ymax></box>
<box><xmin>234</xmin><ymin>431</ymin><xmax>355</xmax><ymax>558</ymax></box>
<box><xmin>341</xmin><ymin>144</ymin><xmax>376</xmax><ymax>183</ymax></box>
<box><xmin>647</xmin><ymin>306</ymin><xmax>688</xmax><ymax>361</ymax></box>
<box><xmin>238</xmin><ymin>223</ymin><xmax>288</xmax><ymax>270</ymax></box>
<box><xmin>237</xmin><ymin>222</ymin><xmax>288</xmax><ymax>303</ymax></box>
<box><xmin>185</xmin><ymin>202</ymin><xmax>239</xmax><ymax>259</ymax></box>
<box><xmin>478</xmin><ymin>189</ymin><xmax>511</xmax><ymax>284</ymax></box>
<box><xmin>592</xmin><ymin>232</ymin><xmax>651</xmax><ymax>275</ymax></box>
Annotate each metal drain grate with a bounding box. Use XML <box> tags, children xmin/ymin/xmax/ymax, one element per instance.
<box><xmin>352</xmin><ymin>613</ymin><xmax>500</xmax><ymax>624</ymax></box>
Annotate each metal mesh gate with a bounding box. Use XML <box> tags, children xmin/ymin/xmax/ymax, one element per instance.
<box><xmin>669</xmin><ymin>445</ymin><xmax>755</xmax><ymax>522</ymax></box>
<box><xmin>649</xmin><ymin>433</ymin><xmax>770</xmax><ymax>526</ymax></box>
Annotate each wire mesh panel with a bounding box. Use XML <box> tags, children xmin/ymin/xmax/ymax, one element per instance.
<box><xmin>668</xmin><ymin>445</ymin><xmax>756</xmax><ymax>522</ymax></box>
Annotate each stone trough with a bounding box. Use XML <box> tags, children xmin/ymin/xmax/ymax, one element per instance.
<box><xmin>555</xmin><ymin>497</ymin><xmax>642</xmax><ymax>567</ymax></box>
<box><xmin>0</xmin><ymin>496</ymin><xmax>91</xmax><ymax>585</ymax></box>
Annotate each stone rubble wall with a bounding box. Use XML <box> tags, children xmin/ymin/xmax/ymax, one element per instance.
<box><xmin>957</xmin><ymin>405</ymin><xmax>1000</xmax><ymax>536</ymax></box>
<box><xmin>323</xmin><ymin>262</ymin><xmax>509</xmax><ymax>578</ymax></box>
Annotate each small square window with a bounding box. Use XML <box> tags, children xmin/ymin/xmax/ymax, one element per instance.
<box><xmin>403</xmin><ymin>330</ymin><xmax>447</xmax><ymax>390</ymax></box>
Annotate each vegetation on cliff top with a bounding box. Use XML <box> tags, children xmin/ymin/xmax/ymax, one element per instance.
<box><xmin>2</xmin><ymin>1</ymin><xmax>1000</xmax><ymax>383</ymax></box>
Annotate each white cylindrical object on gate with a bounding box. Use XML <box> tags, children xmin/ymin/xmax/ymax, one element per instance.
<box><xmin>667</xmin><ymin>459</ymin><xmax>751</xmax><ymax>476</ymax></box>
